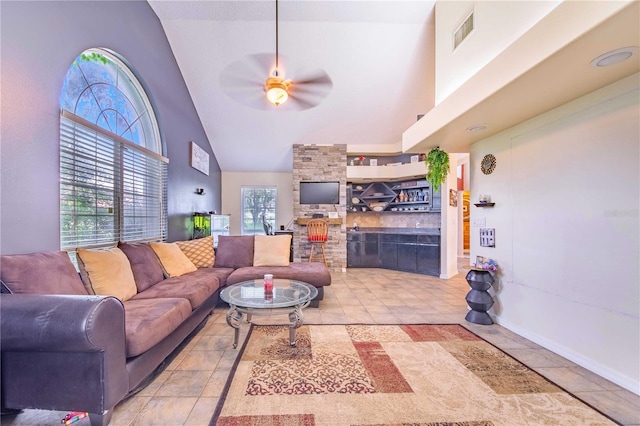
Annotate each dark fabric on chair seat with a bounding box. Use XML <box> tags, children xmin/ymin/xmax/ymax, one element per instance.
<box><xmin>131</xmin><ymin>268</ymin><xmax>221</xmax><ymax>309</ymax></box>
<box><xmin>122</xmin><ymin>298</ymin><xmax>191</xmax><ymax>358</ymax></box>
<box><xmin>226</xmin><ymin>262</ymin><xmax>331</xmax><ymax>288</ymax></box>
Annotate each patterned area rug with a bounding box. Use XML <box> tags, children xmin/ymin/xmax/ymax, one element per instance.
<box><xmin>211</xmin><ymin>324</ymin><xmax>618</xmax><ymax>426</ymax></box>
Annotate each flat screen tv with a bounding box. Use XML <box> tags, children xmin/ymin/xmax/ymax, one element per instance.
<box><xmin>300</xmin><ymin>181</ymin><xmax>340</xmax><ymax>205</ymax></box>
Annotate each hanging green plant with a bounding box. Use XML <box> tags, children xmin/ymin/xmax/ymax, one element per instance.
<box><xmin>424</xmin><ymin>147</ymin><xmax>450</xmax><ymax>190</ymax></box>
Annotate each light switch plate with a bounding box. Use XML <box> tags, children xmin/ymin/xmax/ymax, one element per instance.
<box><xmin>473</xmin><ymin>217</ymin><xmax>486</xmax><ymax>227</ymax></box>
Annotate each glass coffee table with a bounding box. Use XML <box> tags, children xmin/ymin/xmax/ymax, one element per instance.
<box><xmin>220</xmin><ymin>279</ymin><xmax>318</xmax><ymax>348</ymax></box>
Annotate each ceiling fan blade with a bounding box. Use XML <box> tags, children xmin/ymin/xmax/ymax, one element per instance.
<box><xmin>287</xmin><ymin>93</ymin><xmax>321</xmax><ymax>111</ymax></box>
<box><xmin>286</xmin><ymin>69</ymin><xmax>332</xmax><ymax>110</ymax></box>
<box><xmin>293</xmin><ymin>69</ymin><xmax>333</xmax><ymax>87</ymax></box>
<box><xmin>219</xmin><ymin>54</ymin><xmax>273</xmax><ymax>110</ymax></box>
<box><xmin>219</xmin><ymin>53</ymin><xmax>331</xmax><ymax>111</ymax></box>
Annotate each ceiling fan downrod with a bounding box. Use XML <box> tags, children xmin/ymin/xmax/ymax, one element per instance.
<box><xmin>266</xmin><ymin>0</ymin><xmax>289</xmax><ymax>106</ymax></box>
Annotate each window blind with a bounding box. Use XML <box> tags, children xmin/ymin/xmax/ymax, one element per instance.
<box><xmin>60</xmin><ymin>112</ymin><xmax>168</xmax><ymax>251</ymax></box>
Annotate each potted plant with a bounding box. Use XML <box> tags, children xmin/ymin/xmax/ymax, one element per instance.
<box><xmin>424</xmin><ymin>147</ymin><xmax>450</xmax><ymax>189</ymax></box>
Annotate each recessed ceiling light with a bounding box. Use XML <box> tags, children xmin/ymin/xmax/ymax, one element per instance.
<box><xmin>590</xmin><ymin>46</ymin><xmax>638</xmax><ymax>68</ymax></box>
<box><xmin>466</xmin><ymin>124</ymin><xmax>487</xmax><ymax>133</ymax></box>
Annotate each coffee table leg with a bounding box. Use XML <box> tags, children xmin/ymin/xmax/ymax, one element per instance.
<box><xmin>226</xmin><ymin>305</ymin><xmax>243</xmax><ymax>348</ymax></box>
<box><xmin>288</xmin><ymin>305</ymin><xmax>304</xmax><ymax>346</ymax></box>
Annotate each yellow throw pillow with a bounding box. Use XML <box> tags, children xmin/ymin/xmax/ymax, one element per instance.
<box><xmin>149</xmin><ymin>242</ymin><xmax>197</xmax><ymax>277</ymax></box>
<box><xmin>175</xmin><ymin>236</ymin><xmax>215</xmax><ymax>268</ymax></box>
<box><xmin>253</xmin><ymin>234</ymin><xmax>292</xmax><ymax>267</ymax></box>
<box><xmin>76</xmin><ymin>247</ymin><xmax>137</xmax><ymax>302</ymax></box>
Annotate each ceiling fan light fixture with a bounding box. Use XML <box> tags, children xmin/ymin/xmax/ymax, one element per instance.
<box><xmin>265</xmin><ymin>76</ymin><xmax>289</xmax><ymax>106</ymax></box>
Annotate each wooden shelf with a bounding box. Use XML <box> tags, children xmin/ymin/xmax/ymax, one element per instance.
<box><xmin>474</xmin><ymin>203</ymin><xmax>495</xmax><ymax>207</ymax></box>
<box><xmin>295</xmin><ymin>217</ymin><xmax>343</xmax><ymax>226</ymax></box>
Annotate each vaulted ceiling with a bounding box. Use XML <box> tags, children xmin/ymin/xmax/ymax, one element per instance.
<box><xmin>149</xmin><ymin>0</ymin><xmax>435</xmax><ymax>172</ymax></box>
<box><xmin>149</xmin><ymin>1</ymin><xmax>639</xmax><ymax>173</ymax></box>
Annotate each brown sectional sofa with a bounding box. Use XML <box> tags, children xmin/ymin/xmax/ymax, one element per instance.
<box><xmin>0</xmin><ymin>235</ymin><xmax>330</xmax><ymax>425</ymax></box>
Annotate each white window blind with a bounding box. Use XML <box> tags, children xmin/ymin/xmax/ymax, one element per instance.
<box><xmin>60</xmin><ymin>112</ymin><xmax>168</xmax><ymax>251</ymax></box>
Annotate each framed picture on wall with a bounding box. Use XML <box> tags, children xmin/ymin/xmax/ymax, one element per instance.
<box><xmin>190</xmin><ymin>141</ymin><xmax>210</xmax><ymax>176</ymax></box>
<box><xmin>449</xmin><ymin>189</ymin><xmax>458</xmax><ymax>207</ymax></box>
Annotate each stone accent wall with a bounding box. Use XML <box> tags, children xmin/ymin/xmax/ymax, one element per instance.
<box><xmin>293</xmin><ymin>144</ymin><xmax>347</xmax><ymax>271</ymax></box>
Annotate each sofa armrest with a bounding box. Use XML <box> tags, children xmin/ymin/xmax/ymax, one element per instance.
<box><xmin>1</xmin><ymin>294</ymin><xmax>124</xmax><ymax>351</ymax></box>
<box><xmin>1</xmin><ymin>294</ymin><xmax>129</xmax><ymax>420</ymax></box>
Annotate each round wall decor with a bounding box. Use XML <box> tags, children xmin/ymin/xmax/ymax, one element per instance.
<box><xmin>481</xmin><ymin>154</ymin><xmax>496</xmax><ymax>175</ymax></box>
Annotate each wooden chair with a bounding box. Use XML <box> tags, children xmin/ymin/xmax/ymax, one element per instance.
<box><xmin>306</xmin><ymin>219</ymin><xmax>328</xmax><ymax>266</ymax></box>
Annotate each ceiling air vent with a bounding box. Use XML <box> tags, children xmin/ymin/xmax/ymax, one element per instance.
<box><xmin>453</xmin><ymin>11</ymin><xmax>474</xmax><ymax>50</ymax></box>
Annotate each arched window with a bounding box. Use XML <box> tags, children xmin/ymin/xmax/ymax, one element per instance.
<box><xmin>60</xmin><ymin>48</ymin><xmax>167</xmax><ymax>253</ymax></box>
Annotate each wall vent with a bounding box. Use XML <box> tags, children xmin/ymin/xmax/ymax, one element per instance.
<box><xmin>453</xmin><ymin>11</ymin><xmax>474</xmax><ymax>50</ymax></box>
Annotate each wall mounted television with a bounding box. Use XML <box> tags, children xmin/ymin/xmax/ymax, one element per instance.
<box><xmin>299</xmin><ymin>181</ymin><xmax>340</xmax><ymax>205</ymax></box>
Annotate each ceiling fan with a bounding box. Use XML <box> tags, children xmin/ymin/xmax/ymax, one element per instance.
<box><xmin>219</xmin><ymin>0</ymin><xmax>333</xmax><ymax>111</ymax></box>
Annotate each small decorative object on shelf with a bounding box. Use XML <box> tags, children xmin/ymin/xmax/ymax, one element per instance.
<box><xmin>358</xmin><ymin>155</ymin><xmax>365</xmax><ymax>166</ymax></box>
<box><xmin>474</xmin><ymin>256</ymin><xmax>498</xmax><ymax>271</ymax></box>
<box><xmin>474</xmin><ymin>194</ymin><xmax>494</xmax><ymax>207</ymax></box>
<box><xmin>465</xmin><ymin>256</ymin><xmax>498</xmax><ymax>325</ymax></box>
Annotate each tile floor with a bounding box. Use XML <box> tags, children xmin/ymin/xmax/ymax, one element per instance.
<box><xmin>3</xmin><ymin>261</ymin><xmax>639</xmax><ymax>425</ymax></box>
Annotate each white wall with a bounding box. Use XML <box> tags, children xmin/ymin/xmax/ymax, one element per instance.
<box><xmin>470</xmin><ymin>74</ymin><xmax>639</xmax><ymax>393</ymax></box>
<box><xmin>434</xmin><ymin>0</ymin><xmax>559</xmax><ymax>104</ymax></box>
<box><xmin>221</xmin><ymin>172</ymin><xmax>294</xmax><ymax>235</ymax></box>
<box><xmin>439</xmin><ymin>159</ymin><xmax>459</xmax><ymax>279</ymax></box>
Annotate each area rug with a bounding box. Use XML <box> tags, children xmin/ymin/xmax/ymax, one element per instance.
<box><xmin>211</xmin><ymin>324</ymin><xmax>618</xmax><ymax>426</ymax></box>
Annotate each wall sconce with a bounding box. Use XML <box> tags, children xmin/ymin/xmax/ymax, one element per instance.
<box><xmin>195</xmin><ymin>188</ymin><xmax>205</xmax><ymax>195</ymax></box>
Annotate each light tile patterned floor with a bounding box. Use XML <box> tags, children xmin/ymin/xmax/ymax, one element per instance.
<box><xmin>3</xmin><ymin>262</ymin><xmax>639</xmax><ymax>425</ymax></box>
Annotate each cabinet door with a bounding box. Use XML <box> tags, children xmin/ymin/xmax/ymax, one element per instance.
<box><xmin>397</xmin><ymin>244</ymin><xmax>417</xmax><ymax>272</ymax></box>
<box><xmin>417</xmin><ymin>244</ymin><xmax>440</xmax><ymax>276</ymax></box>
<box><xmin>347</xmin><ymin>242</ymin><xmax>360</xmax><ymax>267</ymax></box>
<box><xmin>361</xmin><ymin>243</ymin><xmax>380</xmax><ymax>267</ymax></box>
<box><xmin>354</xmin><ymin>233</ymin><xmax>377</xmax><ymax>267</ymax></box>
<box><xmin>379</xmin><ymin>242</ymin><xmax>397</xmax><ymax>269</ymax></box>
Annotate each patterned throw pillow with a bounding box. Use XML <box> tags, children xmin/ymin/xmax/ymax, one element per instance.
<box><xmin>175</xmin><ymin>236</ymin><xmax>215</xmax><ymax>268</ymax></box>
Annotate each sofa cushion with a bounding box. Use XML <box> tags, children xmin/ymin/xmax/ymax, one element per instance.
<box><xmin>149</xmin><ymin>242</ymin><xmax>197</xmax><ymax>277</ymax></box>
<box><xmin>0</xmin><ymin>251</ymin><xmax>88</xmax><ymax>295</ymax></box>
<box><xmin>226</xmin><ymin>262</ymin><xmax>332</xmax><ymax>288</ymax></box>
<box><xmin>131</xmin><ymin>268</ymin><xmax>221</xmax><ymax>310</ymax></box>
<box><xmin>253</xmin><ymin>234</ymin><xmax>291</xmax><ymax>267</ymax></box>
<box><xmin>122</xmin><ymin>298</ymin><xmax>192</xmax><ymax>358</ymax></box>
<box><xmin>118</xmin><ymin>242</ymin><xmax>165</xmax><ymax>292</ymax></box>
<box><xmin>214</xmin><ymin>235</ymin><xmax>254</xmax><ymax>269</ymax></box>
<box><xmin>76</xmin><ymin>247</ymin><xmax>138</xmax><ymax>302</ymax></box>
<box><xmin>175</xmin><ymin>236</ymin><xmax>215</xmax><ymax>268</ymax></box>
<box><xmin>209</xmin><ymin>267</ymin><xmax>235</xmax><ymax>288</ymax></box>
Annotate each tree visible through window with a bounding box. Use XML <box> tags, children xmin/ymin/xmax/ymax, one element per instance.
<box><xmin>59</xmin><ymin>49</ymin><xmax>167</xmax><ymax>254</ymax></box>
<box><xmin>241</xmin><ymin>187</ymin><xmax>277</xmax><ymax>235</ymax></box>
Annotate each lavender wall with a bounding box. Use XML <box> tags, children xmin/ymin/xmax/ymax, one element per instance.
<box><xmin>0</xmin><ymin>0</ymin><xmax>221</xmax><ymax>254</ymax></box>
